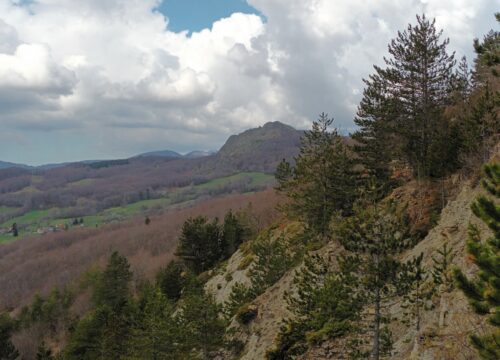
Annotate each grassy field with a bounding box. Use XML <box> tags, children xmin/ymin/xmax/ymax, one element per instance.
<box><xmin>196</xmin><ymin>172</ymin><xmax>272</xmax><ymax>189</ymax></box>
<box><xmin>1</xmin><ymin>209</ymin><xmax>56</xmax><ymax>228</ymax></box>
<box><xmin>0</xmin><ymin>172</ymin><xmax>275</xmax><ymax>242</ymax></box>
<box><xmin>0</xmin><ymin>206</ymin><xmax>18</xmax><ymax>215</ymax></box>
<box><xmin>67</xmin><ymin>178</ymin><xmax>95</xmax><ymax>187</ymax></box>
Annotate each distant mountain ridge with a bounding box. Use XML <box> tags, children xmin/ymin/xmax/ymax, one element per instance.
<box><xmin>0</xmin><ymin>121</ymin><xmax>303</xmax><ymax>170</ymax></box>
<box><xmin>137</xmin><ymin>149</ymin><xmax>215</xmax><ymax>159</ymax></box>
<box><xmin>211</xmin><ymin>121</ymin><xmax>303</xmax><ymax>173</ymax></box>
<box><xmin>0</xmin><ymin>161</ymin><xmax>32</xmax><ymax>170</ymax></box>
<box><xmin>0</xmin><ymin>121</ymin><xmax>305</xmax><ymax>219</ymax></box>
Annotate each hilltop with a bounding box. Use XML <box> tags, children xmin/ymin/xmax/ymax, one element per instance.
<box><xmin>0</xmin><ymin>121</ymin><xmax>302</xmax><ymax>242</ymax></box>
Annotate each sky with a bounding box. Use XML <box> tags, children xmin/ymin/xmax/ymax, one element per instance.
<box><xmin>0</xmin><ymin>0</ymin><xmax>497</xmax><ymax>165</ymax></box>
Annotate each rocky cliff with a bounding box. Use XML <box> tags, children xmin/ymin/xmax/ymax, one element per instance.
<box><xmin>206</xmin><ymin>164</ymin><xmax>494</xmax><ymax>359</ymax></box>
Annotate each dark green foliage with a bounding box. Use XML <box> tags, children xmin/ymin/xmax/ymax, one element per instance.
<box><xmin>453</xmin><ymin>56</ymin><xmax>473</xmax><ymax>100</ymax></box>
<box><xmin>88</xmin><ymin>159</ymin><xmax>129</xmax><ymax>169</ymax></box>
<box><xmin>36</xmin><ymin>341</ymin><xmax>54</xmax><ymax>360</ymax></box>
<box><xmin>224</xmin><ymin>232</ymin><xmax>297</xmax><ymax>318</ymax></box>
<box><xmin>224</xmin><ymin>282</ymin><xmax>254</xmax><ymax>319</ymax></box>
<box><xmin>221</xmin><ymin>210</ymin><xmax>247</xmax><ymax>258</ymax></box>
<box><xmin>400</xmin><ymin>253</ymin><xmax>433</xmax><ymax>331</ymax></box>
<box><xmin>267</xmin><ymin>321</ymin><xmax>310</xmax><ymax>360</ymax></box>
<box><xmin>176</xmin><ymin>216</ymin><xmax>223</xmax><ymax>273</ymax></box>
<box><xmin>93</xmin><ymin>251</ymin><xmax>132</xmax><ymax>309</ymax></box>
<box><xmin>336</xmin><ymin>204</ymin><xmax>414</xmax><ymax>359</ymax></box>
<box><xmin>177</xmin><ymin>212</ymin><xmax>247</xmax><ymax>274</ymax></box>
<box><xmin>454</xmin><ymin>162</ymin><xmax>500</xmax><ymax>359</ymax></box>
<box><xmin>66</xmin><ymin>252</ymin><xmax>134</xmax><ymax>360</ymax></box>
<box><xmin>268</xmin><ymin>254</ymin><xmax>364</xmax><ymax>359</ymax></box>
<box><xmin>156</xmin><ymin>260</ymin><xmax>185</xmax><ymax>301</ymax></box>
<box><xmin>276</xmin><ymin>113</ymin><xmax>357</xmax><ymax>238</ymax></box>
<box><xmin>354</xmin><ymin>15</ymin><xmax>458</xmax><ymax>179</ymax></box>
<box><xmin>64</xmin><ymin>308</ymin><xmax>108</xmax><ymax>360</ymax></box>
<box><xmin>431</xmin><ymin>242</ymin><xmax>455</xmax><ymax>291</ymax></box>
<box><xmin>458</xmin><ymin>84</ymin><xmax>499</xmax><ymax>162</ymax></box>
<box><xmin>452</xmin><ymin>14</ymin><xmax>499</xmax><ymax>165</ymax></box>
<box><xmin>66</xmin><ymin>302</ymin><xmax>134</xmax><ymax>360</ymax></box>
<box><xmin>235</xmin><ymin>304</ymin><xmax>258</xmax><ymax>325</ymax></box>
<box><xmin>127</xmin><ymin>286</ymin><xmax>180</xmax><ymax>359</ymax></box>
<box><xmin>426</xmin><ymin>120</ymin><xmax>463</xmax><ymax>178</ymax></box>
<box><xmin>0</xmin><ymin>314</ymin><xmax>19</xmax><ymax>360</ymax></box>
<box><xmin>275</xmin><ymin>159</ymin><xmax>293</xmax><ymax>193</ymax></box>
<box><xmin>176</xmin><ymin>291</ymin><xmax>227</xmax><ymax>359</ymax></box>
<box><xmin>384</xmin><ymin>15</ymin><xmax>456</xmax><ymax>178</ymax></box>
<box><xmin>473</xmin><ymin>13</ymin><xmax>500</xmax><ymax>81</ymax></box>
<box><xmin>11</xmin><ymin>223</ymin><xmax>17</xmax><ymax>237</ymax></box>
<box><xmin>249</xmin><ymin>233</ymin><xmax>294</xmax><ymax>295</ymax></box>
<box><xmin>352</xmin><ymin>73</ymin><xmax>396</xmax><ymax>188</ymax></box>
<box><xmin>225</xmin><ymin>231</ymin><xmax>294</xmax><ymax>318</ymax></box>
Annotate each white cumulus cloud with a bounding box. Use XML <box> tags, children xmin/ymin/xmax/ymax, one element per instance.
<box><xmin>0</xmin><ymin>0</ymin><xmax>497</xmax><ymax>164</ymax></box>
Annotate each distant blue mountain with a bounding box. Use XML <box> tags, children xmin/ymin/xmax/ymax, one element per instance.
<box><xmin>184</xmin><ymin>150</ymin><xmax>216</xmax><ymax>159</ymax></box>
<box><xmin>0</xmin><ymin>161</ymin><xmax>32</xmax><ymax>170</ymax></box>
<box><xmin>136</xmin><ymin>150</ymin><xmax>182</xmax><ymax>158</ymax></box>
<box><xmin>136</xmin><ymin>149</ymin><xmax>215</xmax><ymax>159</ymax></box>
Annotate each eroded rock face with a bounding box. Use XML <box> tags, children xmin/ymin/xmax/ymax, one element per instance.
<box><xmin>208</xmin><ymin>175</ymin><xmax>492</xmax><ymax>359</ymax></box>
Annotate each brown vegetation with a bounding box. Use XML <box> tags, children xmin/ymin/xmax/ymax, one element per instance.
<box><xmin>0</xmin><ymin>189</ymin><xmax>280</xmax><ymax>311</ymax></box>
<box><xmin>0</xmin><ymin>122</ymin><xmax>302</xmax><ymax>218</ymax></box>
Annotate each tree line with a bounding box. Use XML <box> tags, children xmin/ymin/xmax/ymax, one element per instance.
<box><xmin>271</xmin><ymin>13</ymin><xmax>499</xmax><ymax>359</ymax></box>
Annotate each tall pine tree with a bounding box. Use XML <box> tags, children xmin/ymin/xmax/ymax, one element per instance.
<box><xmin>336</xmin><ymin>203</ymin><xmax>414</xmax><ymax>360</ymax></box>
<box><xmin>276</xmin><ymin>113</ymin><xmax>357</xmax><ymax>238</ymax></box>
<box><xmin>355</xmin><ymin>15</ymin><xmax>456</xmax><ymax>179</ymax></box>
<box><xmin>352</xmin><ymin>72</ymin><xmax>397</xmax><ymax>189</ymax></box>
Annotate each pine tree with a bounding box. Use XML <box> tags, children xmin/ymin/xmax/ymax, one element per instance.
<box><xmin>221</xmin><ymin>210</ymin><xmax>246</xmax><ymax>259</ymax></box>
<box><xmin>127</xmin><ymin>286</ymin><xmax>179</xmax><ymax>360</ymax></box>
<box><xmin>65</xmin><ymin>309</ymin><xmax>106</xmax><ymax>360</ymax></box>
<box><xmin>224</xmin><ymin>281</ymin><xmax>253</xmax><ymax>319</ymax></box>
<box><xmin>473</xmin><ymin>13</ymin><xmax>499</xmax><ymax>84</ymax></box>
<box><xmin>93</xmin><ymin>251</ymin><xmax>133</xmax><ymax>309</ymax></box>
<box><xmin>459</xmin><ymin>84</ymin><xmax>498</xmax><ymax>163</ymax></box>
<box><xmin>268</xmin><ymin>254</ymin><xmax>364</xmax><ymax>359</ymax></box>
<box><xmin>352</xmin><ymin>72</ymin><xmax>396</xmax><ymax>189</ymax></box>
<box><xmin>336</xmin><ymin>203</ymin><xmax>414</xmax><ymax>360</ymax></box>
<box><xmin>156</xmin><ymin>260</ymin><xmax>185</xmax><ymax>301</ymax></box>
<box><xmin>276</xmin><ymin>113</ymin><xmax>357</xmax><ymax>238</ymax></box>
<box><xmin>454</xmin><ymin>56</ymin><xmax>473</xmax><ymax>100</ymax></box>
<box><xmin>249</xmin><ymin>233</ymin><xmax>294</xmax><ymax>295</ymax></box>
<box><xmin>0</xmin><ymin>314</ymin><xmax>19</xmax><ymax>360</ymax></box>
<box><xmin>431</xmin><ymin>242</ymin><xmax>455</xmax><ymax>292</ymax></box>
<box><xmin>455</xmin><ymin>14</ymin><xmax>498</xmax><ymax>165</ymax></box>
<box><xmin>453</xmin><ymin>162</ymin><xmax>500</xmax><ymax>359</ymax></box>
<box><xmin>372</xmin><ymin>15</ymin><xmax>456</xmax><ymax>178</ymax></box>
<box><xmin>400</xmin><ymin>253</ymin><xmax>432</xmax><ymax>332</ymax></box>
<box><xmin>176</xmin><ymin>290</ymin><xmax>227</xmax><ymax>359</ymax></box>
<box><xmin>176</xmin><ymin>216</ymin><xmax>223</xmax><ymax>273</ymax></box>
<box><xmin>36</xmin><ymin>341</ymin><xmax>54</xmax><ymax>360</ymax></box>
<box><xmin>66</xmin><ymin>252</ymin><xmax>134</xmax><ymax>360</ymax></box>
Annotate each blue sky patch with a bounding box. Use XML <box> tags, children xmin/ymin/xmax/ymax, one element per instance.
<box><xmin>157</xmin><ymin>0</ymin><xmax>263</xmax><ymax>33</ymax></box>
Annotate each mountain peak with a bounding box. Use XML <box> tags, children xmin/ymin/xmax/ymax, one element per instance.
<box><xmin>214</xmin><ymin>121</ymin><xmax>302</xmax><ymax>173</ymax></box>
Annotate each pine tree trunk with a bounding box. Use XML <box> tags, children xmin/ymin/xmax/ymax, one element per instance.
<box><xmin>441</xmin><ymin>177</ymin><xmax>445</xmax><ymax>210</ymax></box>
<box><xmin>372</xmin><ymin>286</ymin><xmax>381</xmax><ymax>360</ymax></box>
<box><xmin>416</xmin><ymin>284</ymin><xmax>421</xmax><ymax>332</ymax></box>
<box><xmin>372</xmin><ymin>251</ymin><xmax>381</xmax><ymax>360</ymax></box>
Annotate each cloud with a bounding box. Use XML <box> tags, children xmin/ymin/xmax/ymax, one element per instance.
<box><xmin>0</xmin><ymin>0</ymin><xmax>497</xmax><ymax>164</ymax></box>
<box><xmin>0</xmin><ymin>43</ymin><xmax>75</xmax><ymax>92</ymax></box>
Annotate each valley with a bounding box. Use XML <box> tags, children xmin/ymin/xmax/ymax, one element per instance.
<box><xmin>0</xmin><ymin>121</ymin><xmax>299</xmax><ymax>244</ymax></box>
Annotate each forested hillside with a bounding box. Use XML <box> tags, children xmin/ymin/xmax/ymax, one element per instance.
<box><xmin>0</xmin><ymin>121</ymin><xmax>301</xmax><ymax>243</ymax></box>
<box><xmin>0</xmin><ymin>13</ymin><xmax>498</xmax><ymax>360</ymax></box>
